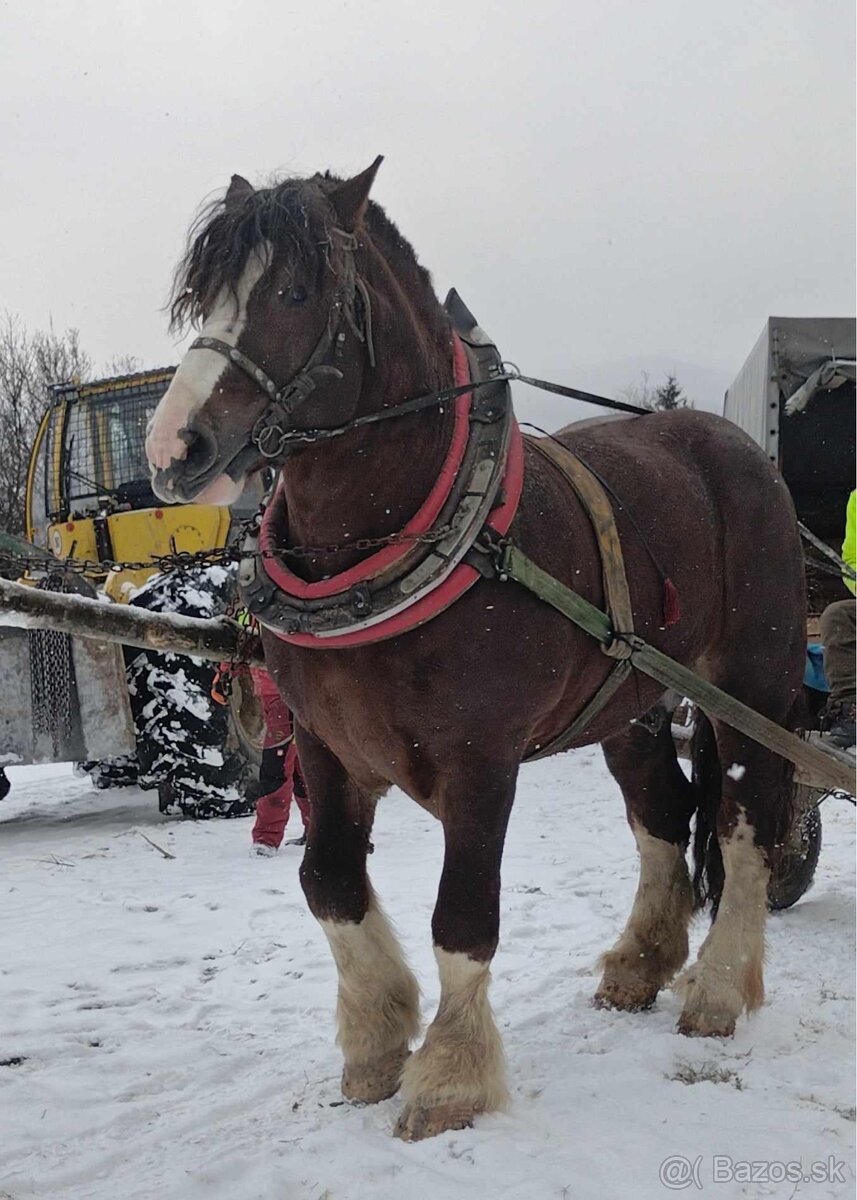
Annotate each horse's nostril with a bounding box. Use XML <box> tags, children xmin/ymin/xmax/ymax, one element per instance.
<box><xmin>182</xmin><ymin>424</ymin><xmax>220</xmax><ymax>482</ymax></box>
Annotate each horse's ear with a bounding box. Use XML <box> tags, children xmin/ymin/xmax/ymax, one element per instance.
<box><xmin>225</xmin><ymin>174</ymin><xmax>254</xmax><ymax>205</ymax></box>
<box><xmin>328</xmin><ymin>156</ymin><xmax>384</xmax><ymax>231</ymax></box>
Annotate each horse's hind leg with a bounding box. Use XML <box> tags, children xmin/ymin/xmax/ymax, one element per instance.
<box><xmin>595</xmin><ymin>709</ymin><xmax>695</xmax><ymax>1011</ymax></box>
<box><xmin>395</xmin><ymin>758</ymin><xmax>516</xmax><ymax>1141</ymax></box>
<box><xmin>297</xmin><ymin>729</ymin><xmax>420</xmax><ymax>1103</ymax></box>
<box><xmin>675</xmin><ymin>720</ymin><xmax>790</xmax><ymax>1038</ymax></box>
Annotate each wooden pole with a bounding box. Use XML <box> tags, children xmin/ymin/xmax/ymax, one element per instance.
<box><xmin>0</xmin><ymin>576</ymin><xmax>264</xmax><ymax>664</ymax></box>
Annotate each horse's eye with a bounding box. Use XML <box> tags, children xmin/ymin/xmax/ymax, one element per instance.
<box><xmin>276</xmin><ymin>283</ymin><xmax>308</xmax><ymax>304</ymax></box>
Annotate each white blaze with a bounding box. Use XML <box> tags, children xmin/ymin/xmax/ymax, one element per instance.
<box><xmin>146</xmin><ymin>243</ymin><xmax>271</xmax><ymax>472</ymax></box>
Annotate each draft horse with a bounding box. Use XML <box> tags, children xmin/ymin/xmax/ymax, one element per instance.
<box><xmin>146</xmin><ymin>160</ymin><xmax>805</xmax><ymax>1140</ymax></box>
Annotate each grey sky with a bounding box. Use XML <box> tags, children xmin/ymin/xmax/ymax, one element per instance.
<box><xmin>3</xmin><ymin>0</ymin><xmax>854</xmax><ymax>423</ymax></box>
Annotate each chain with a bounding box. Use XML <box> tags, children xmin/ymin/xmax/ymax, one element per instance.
<box><xmin>0</xmin><ymin>521</ymin><xmax>456</xmax><ymax>579</ymax></box>
<box><xmin>29</xmin><ymin>572</ymin><xmax>75</xmax><ymax>754</ymax></box>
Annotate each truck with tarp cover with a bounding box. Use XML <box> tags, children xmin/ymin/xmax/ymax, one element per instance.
<box><xmin>723</xmin><ymin>316</ymin><xmax>855</xmax><ymax>618</ymax></box>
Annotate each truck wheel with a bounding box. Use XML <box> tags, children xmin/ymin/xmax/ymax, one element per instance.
<box><xmin>126</xmin><ymin>565</ymin><xmax>257</xmax><ymax>819</ymax></box>
<box><xmin>767</xmin><ymin>797</ymin><xmax>823</xmax><ymax>911</ymax></box>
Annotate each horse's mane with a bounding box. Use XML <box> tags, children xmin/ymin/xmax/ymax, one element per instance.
<box><xmin>169</xmin><ymin>173</ymin><xmax>446</xmax><ymax>345</ymax></box>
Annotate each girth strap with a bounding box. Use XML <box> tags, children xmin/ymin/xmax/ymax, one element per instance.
<box><xmin>525</xmin><ymin>436</ymin><xmax>634</xmax><ymax>659</ymax></box>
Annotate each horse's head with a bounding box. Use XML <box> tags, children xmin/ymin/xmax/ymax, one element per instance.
<box><xmin>146</xmin><ymin>159</ymin><xmax>384</xmax><ymax>505</ymax></box>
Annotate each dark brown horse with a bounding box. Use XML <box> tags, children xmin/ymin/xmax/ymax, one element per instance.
<box><xmin>146</xmin><ymin>161</ymin><xmax>805</xmax><ymax>1141</ymax></box>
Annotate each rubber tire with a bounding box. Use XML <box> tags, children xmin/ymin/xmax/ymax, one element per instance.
<box><xmin>767</xmin><ymin>802</ymin><xmax>823</xmax><ymax>911</ymax></box>
<box><xmin>125</xmin><ymin>565</ymin><xmax>257</xmax><ymax>819</ymax></box>
<box><xmin>79</xmin><ymin>755</ymin><xmax>140</xmax><ymax>789</ymax></box>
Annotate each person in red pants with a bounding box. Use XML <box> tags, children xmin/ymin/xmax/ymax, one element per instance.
<box><xmin>247</xmin><ymin>666</ymin><xmax>311</xmax><ymax>856</ymax></box>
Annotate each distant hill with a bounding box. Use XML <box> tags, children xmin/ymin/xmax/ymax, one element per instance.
<box><xmin>511</xmin><ymin>355</ymin><xmax>733</xmax><ymax>433</ymax></box>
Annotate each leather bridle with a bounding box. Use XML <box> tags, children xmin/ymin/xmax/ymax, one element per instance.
<box><xmin>188</xmin><ymin>227</ymin><xmax>377</xmax><ymax>460</ymax></box>
<box><xmin>184</xmin><ymin>227</ymin><xmax>650</xmax><ymax>467</ymax></box>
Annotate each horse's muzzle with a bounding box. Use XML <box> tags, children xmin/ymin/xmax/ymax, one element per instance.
<box><xmin>151</xmin><ymin>420</ymin><xmax>259</xmax><ymax>506</ymax></box>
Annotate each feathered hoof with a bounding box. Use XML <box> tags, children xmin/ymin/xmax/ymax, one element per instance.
<box><xmin>593</xmin><ymin>976</ymin><xmax>659</xmax><ymax>1013</ymax></box>
<box><xmin>394</xmin><ymin>1101</ymin><xmax>480</xmax><ymax>1141</ymax></box>
<box><xmin>342</xmin><ymin>1046</ymin><xmax>410</xmax><ymax>1104</ymax></box>
<box><xmin>674</xmin><ymin>965</ymin><xmax>743</xmax><ymax>1038</ymax></box>
<box><xmin>676</xmin><ymin>1011</ymin><xmax>736</xmax><ymax>1038</ymax></box>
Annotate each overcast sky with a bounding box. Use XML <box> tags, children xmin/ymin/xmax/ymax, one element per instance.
<box><xmin>2</xmin><ymin>0</ymin><xmax>854</xmax><ymax>421</ymax></box>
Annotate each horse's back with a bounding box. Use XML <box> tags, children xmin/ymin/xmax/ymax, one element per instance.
<box><xmin>553</xmin><ymin>408</ymin><xmax>792</xmax><ymax>518</ymax></box>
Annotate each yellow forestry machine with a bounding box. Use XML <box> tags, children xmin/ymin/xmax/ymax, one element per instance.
<box><xmin>0</xmin><ymin>367</ymin><xmax>264</xmax><ymax>817</ymax></box>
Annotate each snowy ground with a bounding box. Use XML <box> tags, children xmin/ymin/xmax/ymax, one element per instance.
<box><xmin>1</xmin><ymin>750</ymin><xmax>854</xmax><ymax>1200</ymax></box>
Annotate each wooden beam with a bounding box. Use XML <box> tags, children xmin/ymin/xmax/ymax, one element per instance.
<box><xmin>0</xmin><ymin>576</ymin><xmax>264</xmax><ymax>665</ymax></box>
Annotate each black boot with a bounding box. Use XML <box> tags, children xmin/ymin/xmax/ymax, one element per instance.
<box><xmin>823</xmin><ymin>697</ymin><xmax>856</xmax><ymax>749</ymax></box>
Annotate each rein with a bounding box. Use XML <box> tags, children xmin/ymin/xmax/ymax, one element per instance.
<box><xmin>190</xmin><ymin>228</ymin><xmax>649</xmax><ymax>463</ymax></box>
<box><xmin>246</xmin><ymin>371</ymin><xmax>649</xmax><ymax>458</ymax></box>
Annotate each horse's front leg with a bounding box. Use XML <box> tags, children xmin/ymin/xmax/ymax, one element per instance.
<box><xmin>395</xmin><ymin>758</ymin><xmax>516</xmax><ymax>1141</ymax></box>
<box><xmin>297</xmin><ymin>727</ymin><xmax>420</xmax><ymax>1103</ymax></box>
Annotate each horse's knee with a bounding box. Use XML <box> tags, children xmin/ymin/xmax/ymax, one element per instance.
<box><xmin>299</xmin><ymin>789</ymin><xmax>376</xmax><ymax>923</ymax></box>
<box><xmin>299</xmin><ymin>838</ymin><xmax>369</xmax><ymax>924</ymax></box>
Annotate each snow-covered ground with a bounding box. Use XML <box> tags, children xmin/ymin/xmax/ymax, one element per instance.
<box><xmin>1</xmin><ymin>751</ymin><xmax>854</xmax><ymax>1200</ymax></box>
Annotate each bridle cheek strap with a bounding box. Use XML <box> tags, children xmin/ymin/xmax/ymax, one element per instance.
<box><xmin>188</xmin><ymin>226</ymin><xmax>369</xmax><ymax>459</ymax></box>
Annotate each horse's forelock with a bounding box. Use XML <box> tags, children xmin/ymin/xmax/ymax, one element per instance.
<box><xmin>168</xmin><ymin>171</ymin><xmax>448</xmax><ymax>375</ymax></box>
<box><xmin>168</xmin><ymin>179</ymin><xmax>334</xmax><ymax>333</ymax></box>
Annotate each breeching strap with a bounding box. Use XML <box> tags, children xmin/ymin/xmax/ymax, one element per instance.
<box><xmin>499</xmin><ymin>543</ymin><xmax>854</xmax><ymax>793</ymax></box>
<box><xmin>526</xmin><ymin>436</ymin><xmax>635</xmax><ymax>659</ymax></box>
<box><xmin>521</xmin><ymin>435</ymin><xmax>636</xmax><ymax>759</ymax></box>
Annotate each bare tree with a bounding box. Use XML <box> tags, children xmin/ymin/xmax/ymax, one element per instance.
<box><xmin>620</xmin><ymin>370</ymin><xmax>657</xmax><ymax>410</ymax></box>
<box><xmin>103</xmin><ymin>353</ymin><xmax>142</xmax><ymax>377</ymax></box>
<box><xmin>0</xmin><ymin>314</ymin><xmax>93</xmax><ymax>536</ymax></box>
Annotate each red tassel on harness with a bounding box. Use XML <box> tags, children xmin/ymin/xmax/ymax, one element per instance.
<box><xmin>662</xmin><ymin>577</ymin><xmax>681</xmax><ymax>627</ymax></box>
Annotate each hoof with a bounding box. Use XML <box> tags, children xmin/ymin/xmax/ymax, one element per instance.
<box><xmin>673</xmin><ymin>965</ymin><xmax>743</xmax><ymax>1038</ymax></box>
<box><xmin>594</xmin><ymin>976</ymin><xmax>659</xmax><ymax>1013</ymax></box>
<box><xmin>342</xmin><ymin>1046</ymin><xmax>409</xmax><ymax>1104</ymax></box>
<box><xmin>394</xmin><ymin>1102</ymin><xmax>479</xmax><ymax>1141</ymax></box>
<box><xmin>676</xmin><ymin>1011</ymin><xmax>736</xmax><ymax>1039</ymax></box>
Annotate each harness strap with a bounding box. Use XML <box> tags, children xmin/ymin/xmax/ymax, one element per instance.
<box><xmin>524</xmin><ymin>658</ymin><xmax>633</xmax><ymax>761</ymax></box>
<box><xmin>497</xmin><ymin>543</ymin><xmax>854</xmax><ymax>793</ymax></box>
<box><xmin>526</xmin><ymin>436</ymin><xmax>635</xmax><ymax>659</ymax></box>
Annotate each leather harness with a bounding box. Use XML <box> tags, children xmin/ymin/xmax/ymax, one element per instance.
<box><xmin>237</xmin><ymin>293</ymin><xmax>524</xmax><ymax>646</ymax></box>
<box><xmin>190</xmin><ymin>233</ymin><xmax>644</xmax><ymax>744</ymax></box>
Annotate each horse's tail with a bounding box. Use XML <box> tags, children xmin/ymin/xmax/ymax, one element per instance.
<box><xmin>690</xmin><ymin>711</ymin><xmax>724</xmax><ymax>915</ymax></box>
